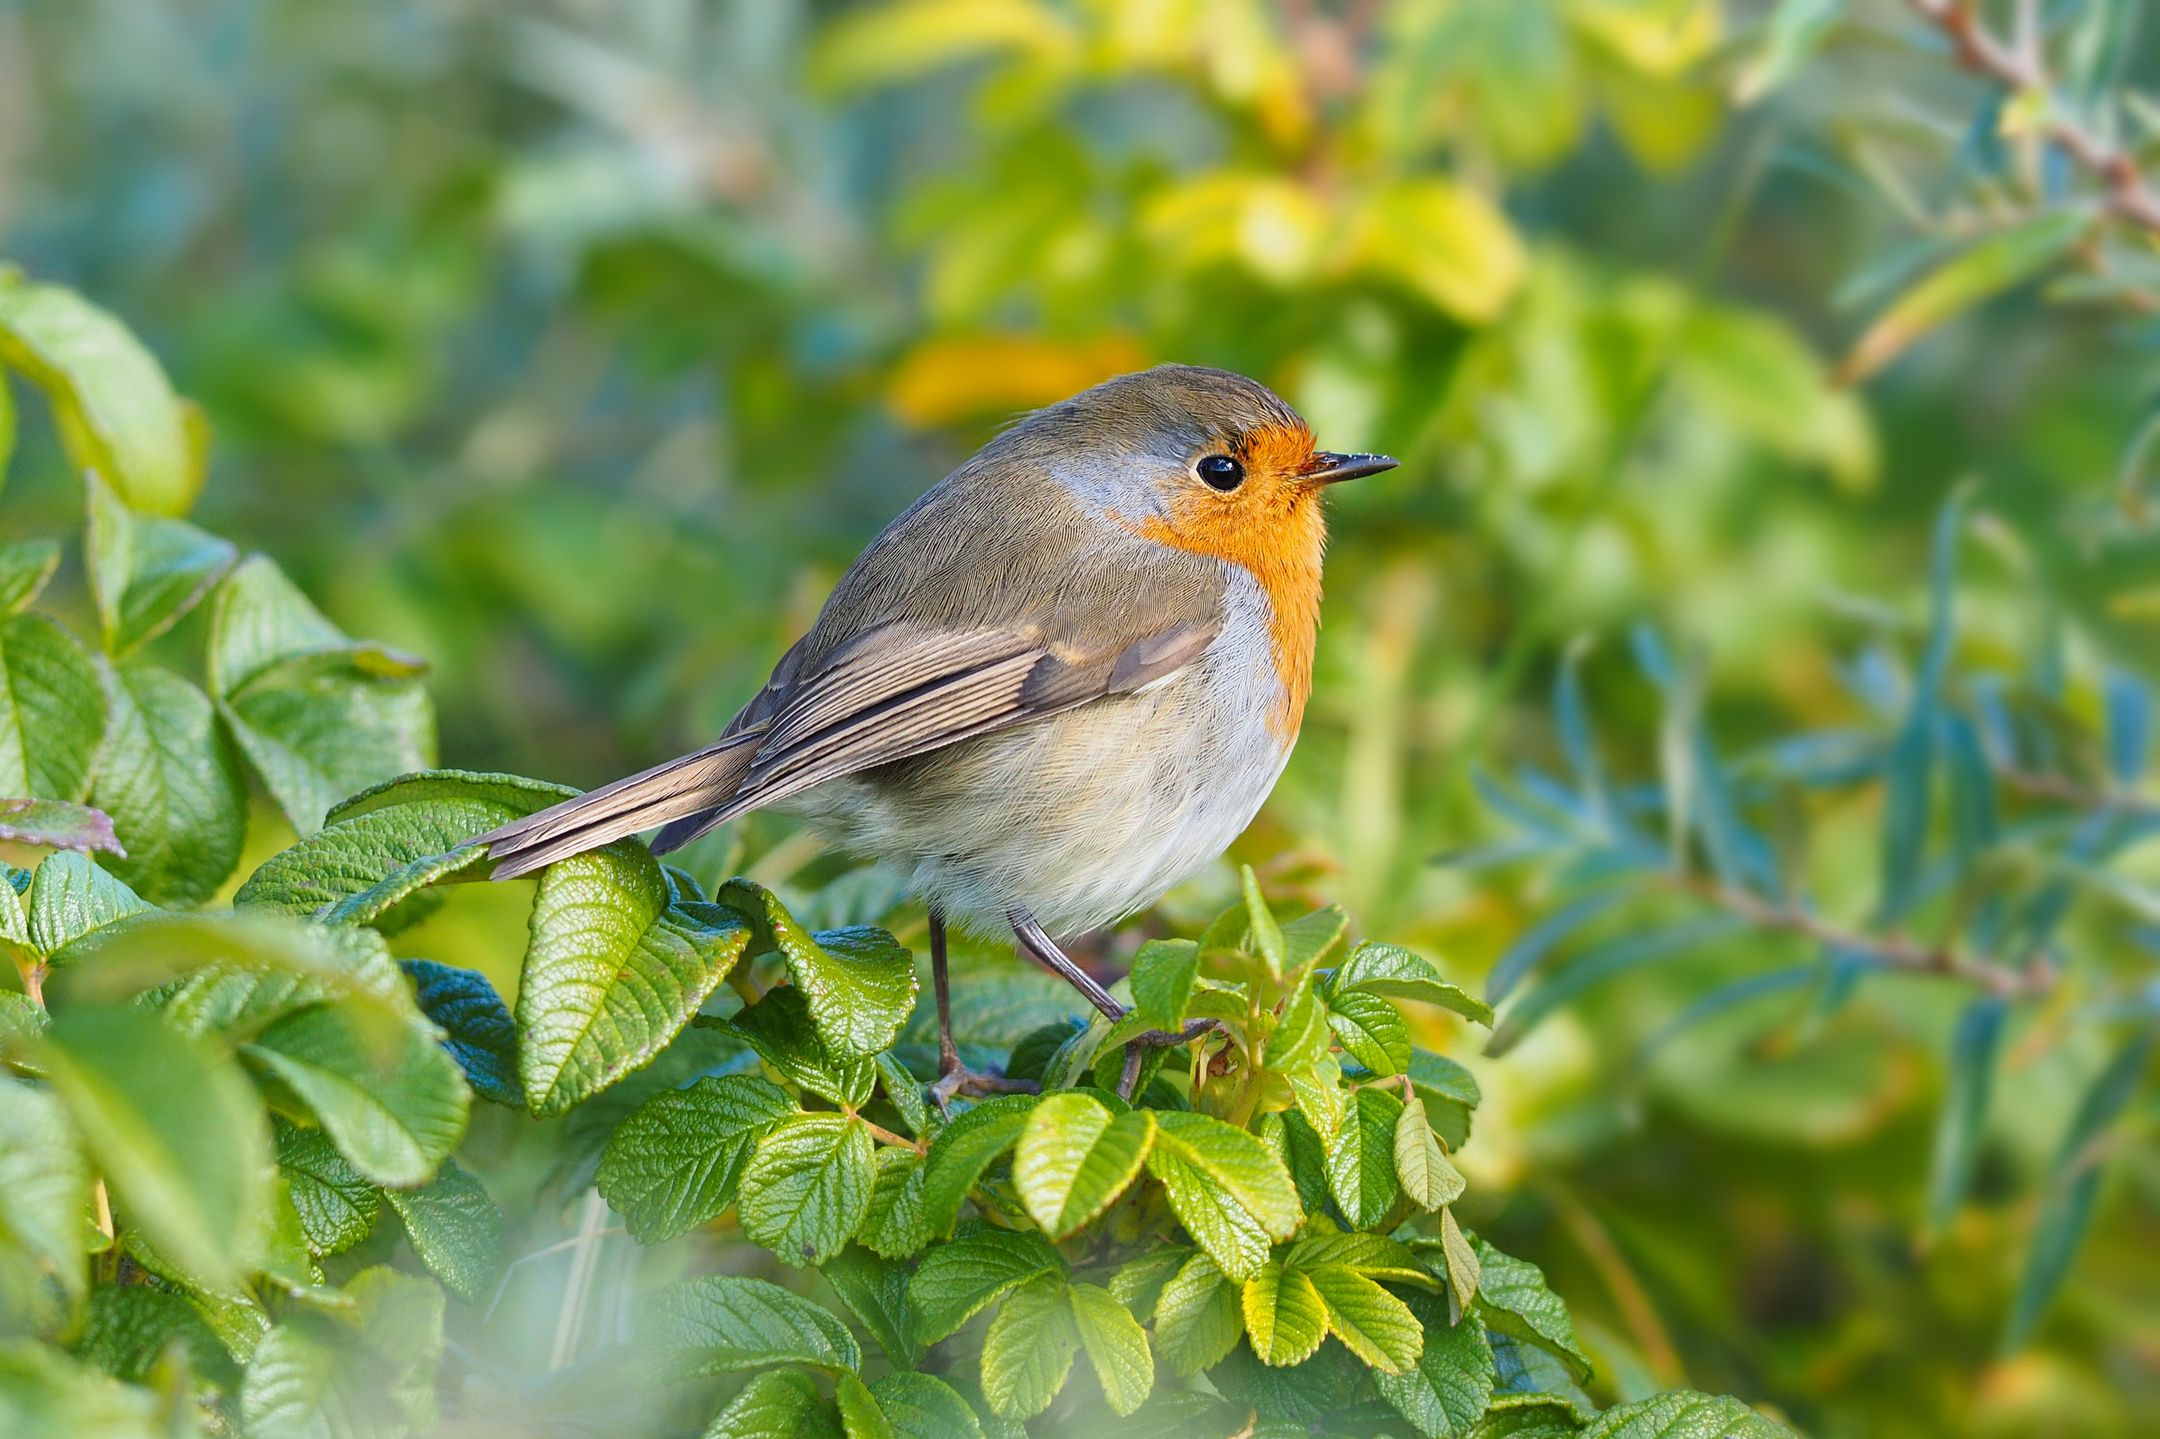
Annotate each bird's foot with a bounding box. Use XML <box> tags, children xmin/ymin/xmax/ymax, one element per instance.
<box><xmin>929</xmin><ymin>1060</ymin><xmax>1039</xmax><ymax>1110</ymax></box>
<box><xmin>1115</xmin><ymin>1018</ymin><xmax>1220</xmax><ymax>1100</ymax></box>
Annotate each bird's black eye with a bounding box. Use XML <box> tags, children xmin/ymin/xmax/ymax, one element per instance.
<box><xmin>1197</xmin><ymin>454</ymin><xmax>1245</xmax><ymax>492</ymax></box>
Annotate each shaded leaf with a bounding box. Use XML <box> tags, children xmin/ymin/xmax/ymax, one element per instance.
<box><xmin>908</xmin><ymin>1224</ymin><xmax>1063</xmax><ymax>1344</ymax></box>
<box><xmin>1153</xmin><ymin>1251</ymin><xmax>1243</xmax><ymax>1376</ymax></box>
<box><xmin>401</xmin><ymin>960</ymin><xmax>522</xmax><ymax>1107</ymax></box>
<box><xmin>1579</xmin><ymin>1391</ymin><xmax>1794</xmax><ymax>1438</ymax></box>
<box><xmin>89</xmin><ymin>660</ymin><xmax>246</xmax><ymax>906</ymax></box>
<box><xmin>0</xmin><ymin>538</ymin><xmax>59</xmax><ymax>616</ymax></box>
<box><xmin>979</xmin><ymin>1272</ymin><xmax>1079</xmax><ymax>1421</ymax></box>
<box><xmin>597</xmin><ymin>1073</ymin><xmax>796</xmax><ymax>1243</ymax></box>
<box><xmin>0</xmin><ymin>1077</ymin><xmax>92</xmax><ymax>1297</ymax></box>
<box><xmin>83</xmin><ymin>471</ymin><xmax>235</xmax><ymax>656</ymax></box>
<box><xmin>276</xmin><ymin>1123</ymin><xmax>380</xmax><ymax>1258</ymax></box>
<box><xmin>1471</xmin><ymin>1237</ymin><xmax>1591</xmax><ymax>1382</ymax></box>
<box><xmin>1068</xmin><ymin>1280</ymin><xmax>1154</xmax><ymax>1415</ymax></box>
<box><xmin>918</xmin><ymin>1093</ymin><xmax>1037</xmax><ymax>1239</ymax></box>
<box><xmin>243</xmin><ymin>1001</ymin><xmax>470</xmax><ymax>1188</ymax></box>
<box><xmin>1327</xmin><ymin>1086</ymin><xmax>1405</xmax><ymax>1229</ymax></box>
<box><xmin>823</xmin><ymin>1243</ymin><xmax>924</xmax><ymax>1371</ymax></box>
<box><xmin>238</xmin><ymin>1266</ymin><xmax>445</xmax><ymax>1439</ymax></box>
<box><xmin>0</xmin><ymin>613</ymin><xmax>105</xmax><ymax>803</ymax></box>
<box><xmin>1129</xmin><ymin>939</ymin><xmax>1199</xmax><ymax>1030</ymax></box>
<box><xmin>382</xmin><ymin>1159</ymin><xmax>501</xmax><ymax>1303</ymax></box>
<box><xmin>0</xmin><ymin>798</ymin><xmax>121</xmax><ymax>856</ymax></box>
<box><xmin>646</xmin><ymin>1274</ymin><xmax>861</xmax><ymax>1377</ymax></box>
<box><xmin>702</xmin><ymin>1369</ymin><xmax>843</xmax><ymax>1439</ymax></box>
<box><xmin>868</xmin><ymin>1373</ymin><xmax>984</xmax><ymax>1439</ymax></box>
<box><xmin>1375</xmin><ymin>1288</ymin><xmax>1497</xmax><ymax>1438</ymax></box>
<box><xmin>737</xmin><ymin>1112</ymin><xmax>876</xmax><ymax>1266</ymax></box>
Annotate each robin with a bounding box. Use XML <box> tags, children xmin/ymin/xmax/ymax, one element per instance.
<box><xmin>477</xmin><ymin>364</ymin><xmax>1395</xmax><ymax>1100</ymax></box>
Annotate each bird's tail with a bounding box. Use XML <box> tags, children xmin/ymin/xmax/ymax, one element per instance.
<box><xmin>477</xmin><ymin>733</ymin><xmax>761</xmax><ymax>879</ymax></box>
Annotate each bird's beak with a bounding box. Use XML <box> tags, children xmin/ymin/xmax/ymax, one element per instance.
<box><xmin>1302</xmin><ymin>451</ymin><xmax>1399</xmax><ymax>485</ymax></box>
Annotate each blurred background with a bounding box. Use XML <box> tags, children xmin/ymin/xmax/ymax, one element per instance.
<box><xmin>3</xmin><ymin>1</ymin><xmax>2156</xmax><ymax>1435</ymax></box>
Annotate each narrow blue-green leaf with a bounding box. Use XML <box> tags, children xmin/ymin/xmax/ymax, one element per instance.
<box><xmin>1488</xmin><ymin>891</ymin><xmax>1627</xmax><ymax>1004</ymax></box>
<box><xmin>1926</xmin><ymin>995</ymin><xmax>2007</xmax><ymax>1238</ymax></box>
<box><xmin>1489</xmin><ymin>915</ymin><xmax>1749</xmax><ymax>1056</ymax></box>
<box><xmin>2103</xmin><ymin>670</ymin><xmax>2151</xmax><ymax>786</ymax></box>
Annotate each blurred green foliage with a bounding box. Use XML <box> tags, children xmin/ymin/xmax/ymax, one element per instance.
<box><xmin>3</xmin><ymin>0</ymin><xmax>2158</xmax><ymax>1435</ymax></box>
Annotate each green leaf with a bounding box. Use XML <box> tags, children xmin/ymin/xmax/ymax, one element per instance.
<box><xmin>1014</xmin><ymin>1090</ymin><xmax>1156</xmax><ymax>1238</ymax></box>
<box><xmin>1839</xmin><ymin>209</ymin><xmax>2092</xmax><ymax>383</ymax></box>
<box><xmin>822</xmin><ymin>1243</ymin><xmax>924</xmax><ymax>1371</ymax></box>
<box><xmin>0</xmin><ymin>1077</ymin><xmax>92</xmax><ymax>1297</ymax></box>
<box><xmin>1129</xmin><ymin>938</ymin><xmax>1199</xmax><ymax>1029</ymax></box>
<box><xmin>1069</xmin><ymin>1280</ymin><xmax>1155</xmax><ymax>1416</ymax></box>
<box><xmin>1375</xmin><ymin>1289</ymin><xmax>1497</xmax><ymax>1439</ymax></box>
<box><xmin>238</xmin><ymin>769</ymin><xmax>572</xmax><ymax>922</ymax></box>
<box><xmin>0</xmin><ymin>798</ymin><xmax>121</xmax><ymax>856</ymax></box>
<box><xmin>701</xmin><ymin>1369</ymin><xmax>843</xmax><ymax>1439</ymax></box>
<box><xmin>0</xmin><ymin>539</ymin><xmax>59</xmax><ymax>616</ymax></box>
<box><xmin>78</xmin><ymin>1282</ymin><xmax>238</xmax><ymax>1389</ymax></box>
<box><xmin>1145</xmin><ymin>1109</ymin><xmax>1302</xmax><ymax>1281</ymax></box>
<box><xmin>26</xmin><ymin>852</ymin><xmax>152</xmax><ymax>958</ymax></box>
<box><xmin>36</xmin><ymin>1005</ymin><xmax>270</xmax><ymax>1287</ymax></box>
<box><xmin>2005</xmin><ymin>1025</ymin><xmax>2156</xmax><ymax>1348</ymax></box>
<box><xmin>1925</xmin><ymin>994</ymin><xmax>2007</xmax><ymax>1237</ymax></box>
<box><xmin>738</xmin><ymin>1112</ymin><xmax>876</xmax><ymax>1266</ymax></box>
<box><xmin>918</xmin><ymin>1093</ymin><xmax>1038</xmax><ymax>1239</ymax></box>
<box><xmin>1241</xmin><ymin>866</ymin><xmax>1287</xmax><ymax>979</ymax></box>
<box><xmin>836</xmin><ymin>1371</ymin><xmax>896</xmax><ymax>1439</ymax></box>
<box><xmin>238</xmin><ymin>1265</ymin><xmax>445</xmax><ymax>1439</ymax></box>
<box><xmin>0</xmin><ymin>275</ymin><xmax>199</xmax><ymax>515</ymax></box>
<box><xmin>1471</xmin><ymin>1236</ymin><xmax>1591</xmax><ymax>1382</ymax></box>
<box><xmin>1154</xmin><ymin>1251</ymin><xmax>1244</xmax><ymax>1376</ymax></box>
<box><xmin>859</xmin><ymin>1145</ymin><xmax>933</xmax><ymax>1259</ymax></box>
<box><xmin>1327</xmin><ymin>1086</ymin><xmax>1405</xmax><ymax>1229</ymax></box>
<box><xmin>1410</xmin><ymin>1050</ymin><xmax>1482</xmax><ymax>1151</ymax></box>
<box><xmin>0</xmin><ymin>1340</ymin><xmax>174</xmax><ymax>1438</ymax></box>
<box><xmin>1270</xmin><ymin>974</ymin><xmax>1332</xmax><ymax>1076</ymax></box>
<box><xmin>646</xmin><ymin>1274</ymin><xmax>861</xmax><ymax>1377</ymax></box>
<box><xmin>1335</xmin><ymin>943</ymin><xmax>1493</xmax><ymax>1025</ymax></box>
<box><xmin>89</xmin><ymin>659</ymin><xmax>247</xmax><ymax>907</ymax></box>
<box><xmin>1579</xmin><ymin>1391</ymin><xmax>1795</xmax><ymax>1438</ymax></box>
<box><xmin>1281</xmin><ymin>905</ymin><xmax>1350</xmax><ymax>970</ymax></box>
<box><xmin>381</xmin><ymin>1158</ymin><xmax>500</xmax><ymax>1303</ymax></box>
<box><xmin>908</xmin><ymin>1224</ymin><xmax>1063</xmax><ymax>1344</ymax></box>
<box><xmin>1471</xmin><ymin>1393</ymin><xmax>1587</xmax><ymax>1437</ymax></box>
<box><xmin>517</xmin><ymin>843</ymin><xmax>751</xmax><ymax>1115</ymax></box>
<box><xmin>723</xmin><ymin>985</ymin><xmax>876</xmax><ymax>1106</ymax></box>
<box><xmin>207</xmin><ymin>556</ymin><xmax>433</xmax><ymax>835</ymax></box>
<box><xmin>1304</xmin><ymin>1262</ymin><xmax>1422</xmax><ymax>1374</ymax></box>
<box><xmin>597</xmin><ymin>1073</ymin><xmax>796</xmax><ymax>1243</ymax></box>
<box><xmin>868</xmin><ymin>1374</ymin><xmax>985</xmax><ymax>1439</ymax></box>
<box><xmin>276</xmin><ymin>1123</ymin><xmax>380</xmax><ymax>1258</ymax></box>
<box><xmin>401</xmin><ymin>960</ymin><xmax>522</xmax><ymax>1107</ymax></box>
<box><xmin>243</xmin><ymin>1001</ymin><xmax>470</xmax><ymax>1187</ymax></box>
<box><xmin>1396</xmin><ymin>1095</ymin><xmax>1466</xmax><ymax>1211</ymax></box>
<box><xmin>876</xmin><ymin>1051</ymin><xmax>936</xmax><ymax>1141</ymax></box>
<box><xmin>1287</xmin><ymin>1231</ymin><xmax>1437</xmax><ymax>1288</ymax></box>
<box><xmin>83</xmin><ymin>471</ymin><xmax>236</xmax><ymax>656</ymax></box>
<box><xmin>1241</xmin><ymin>1262</ymin><xmax>1327</xmax><ymax>1367</ymax></box>
<box><xmin>1327</xmin><ymin>987</ymin><xmax>1413</xmax><ymax>1077</ymax></box>
<box><xmin>0</xmin><ymin>612</ymin><xmax>106</xmax><ymax>803</ymax></box>
<box><xmin>979</xmin><ymin>1272</ymin><xmax>1079</xmax><ymax>1421</ymax></box>
<box><xmin>1437</xmin><ymin>1211</ymin><xmax>1482</xmax><ymax>1317</ymax></box>
<box><xmin>719</xmin><ymin>880</ymin><xmax>918</xmax><ymax>1058</ymax></box>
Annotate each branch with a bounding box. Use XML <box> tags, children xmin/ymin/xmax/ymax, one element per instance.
<box><xmin>1671</xmin><ymin>874</ymin><xmax>2052</xmax><ymax>1000</ymax></box>
<box><xmin>1909</xmin><ymin>0</ymin><xmax>2160</xmax><ymax>236</ymax></box>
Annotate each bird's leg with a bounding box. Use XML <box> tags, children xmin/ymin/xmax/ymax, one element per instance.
<box><xmin>927</xmin><ymin>908</ymin><xmax>1037</xmax><ymax>1108</ymax></box>
<box><xmin>1010</xmin><ymin>912</ymin><xmax>1218</xmax><ymax>1100</ymax></box>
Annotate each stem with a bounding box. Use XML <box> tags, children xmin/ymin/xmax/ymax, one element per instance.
<box><xmin>854</xmin><ymin>1114</ymin><xmax>926</xmax><ymax>1154</ymax></box>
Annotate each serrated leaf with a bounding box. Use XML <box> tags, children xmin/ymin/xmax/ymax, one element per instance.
<box><xmin>1270</xmin><ymin>972</ymin><xmax>1330</xmax><ymax>1074</ymax></box>
<box><xmin>876</xmin><ymin>1052</ymin><xmax>935</xmax><ymax>1141</ymax></box>
<box><xmin>1146</xmin><ymin>1109</ymin><xmax>1301</xmax><ymax>1281</ymax></box>
<box><xmin>1327</xmin><ymin>987</ymin><xmax>1413</xmax><ymax>1077</ymax></box>
<box><xmin>517</xmin><ymin>841</ymin><xmax>751</xmax><ymax>1115</ymax></box>
<box><xmin>1470</xmin><ymin>1392</ymin><xmax>1585</xmax><ymax>1437</ymax></box>
<box><xmin>1579</xmin><ymin>1391</ymin><xmax>1795</xmax><ymax>1438</ymax></box>
<box><xmin>646</xmin><ymin>1274</ymin><xmax>861</xmax><ymax>1377</ymax></box>
<box><xmin>908</xmin><ymin>1224</ymin><xmax>1063</xmax><ymax>1343</ymax></box>
<box><xmin>1286</xmin><ymin>1231</ymin><xmax>1436</xmax><ymax>1288</ymax></box>
<box><xmin>0</xmin><ymin>798</ymin><xmax>120</xmax><ymax>855</ymax></box>
<box><xmin>401</xmin><ymin>960</ymin><xmax>522</xmax><ymax>1107</ymax></box>
<box><xmin>859</xmin><ymin>1145</ymin><xmax>933</xmax><ymax>1259</ymax></box>
<box><xmin>823</xmin><ymin>1243</ymin><xmax>924</xmax><ymax>1370</ymax></box>
<box><xmin>835</xmin><ymin>1371</ymin><xmax>895</xmax><ymax>1439</ymax></box>
<box><xmin>238</xmin><ymin>1266</ymin><xmax>445</xmax><ymax>1439</ymax></box>
<box><xmin>702</xmin><ymin>1369</ymin><xmax>843</xmax><ymax>1439</ymax></box>
<box><xmin>1153</xmin><ymin>1251</ymin><xmax>1243</xmax><ymax>1376</ymax></box>
<box><xmin>1242</xmin><ymin>1263</ymin><xmax>1327</xmax><ymax>1367</ymax></box>
<box><xmin>1262</xmin><ymin>1107</ymin><xmax>1332</xmax><ymax>1216</ymax></box>
<box><xmin>207</xmin><ymin>556</ymin><xmax>433</xmax><ymax>835</ymax></box>
<box><xmin>1375</xmin><ymin>1288</ymin><xmax>1496</xmax><ymax>1439</ymax></box>
<box><xmin>596</xmin><ymin>1072</ymin><xmax>795</xmax><ymax>1243</ymax></box>
<box><xmin>1471</xmin><ymin>1236</ymin><xmax>1591</xmax><ymax>1382</ymax></box>
<box><xmin>1327</xmin><ymin>1086</ymin><xmax>1405</xmax><ymax>1229</ymax></box>
<box><xmin>0</xmin><ymin>1077</ymin><xmax>92</xmax><ymax>1297</ymax></box>
<box><xmin>1069</xmin><ymin>1280</ymin><xmax>1154</xmax><ymax>1416</ymax></box>
<box><xmin>35</xmin><ymin>1006</ymin><xmax>270</xmax><ymax>1287</ymax></box>
<box><xmin>67</xmin><ymin>910</ymin><xmax>405</xmax><ymax>1034</ymax></box>
<box><xmin>26</xmin><ymin>851</ymin><xmax>152</xmax><ymax>958</ymax></box>
<box><xmin>1241</xmin><ymin>866</ymin><xmax>1287</xmax><ymax>979</ymax></box>
<box><xmin>382</xmin><ymin>1159</ymin><xmax>500</xmax><ymax>1303</ymax></box>
<box><xmin>1304</xmin><ymin>1263</ymin><xmax>1421</xmax><ymax>1374</ymax></box>
<box><xmin>1014</xmin><ymin>1091</ymin><xmax>1156</xmax><ymax>1237</ymax></box>
<box><xmin>868</xmin><ymin>1373</ymin><xmax>984</xmax><ymax>1439</ymax></box>
<box><xmin>1408</xmin><ymin>1051</ymin><xmax>1480</xmax><ymax>1150</ymax></box>
<box><xmin>737</xmin><ymin>1112</ymin><xmax>875</xmax><ymax>1266</ymax></box>
<box><xmin>979</xmin><ymin>1272</ymin><xmax>1078</xmax><ymax>1421</ymax></box>
<box><xmin>1438</xmin><ymin>1212</ymin><xmax>1481</xmax><ymax>1320</ymax></box>
<box><xmin>1335</xmin><ymin>943</ymin><xmax>1493</xmax><ymax>1025</ymax></box>
<box><xmin>1281</xmin><ymin>905</ymin><xmax>1349</xmax><ymax>970</ymax></box>
<box><xmin>88</xmin><ymin>659</ymin><xmax>246</xmax><ymax>907</ymax></box>
<box><xmin>918</xmin><ymin>1093</ymin><xmax>1037</xmax><ymax>1239</ymax></box>
<box><xmin>1129</xmin><ymin>939</ymin><xmax>1199</xmax><ymax>1029</ymax></box>
<box><xmin>276</xmin><ymin>1124</ymin><xmax>380</xmax><ymax>1258</ymax></box>
<box><xmin>723</xmin><ymin>985</ymin><xmax>876</xmax><ymax>1107</ymax></box>
<box><xmin>1396</xmin><ymin>1095</ymin><xmax>1466</xmax><ymax>1211</ymax></box>
<box><xmin>243</xmin><ymin>1000</ymin><xmax>470</xmax><ymax>1188</ymax></box>
<box><xmin>0</xmin><ymin>276</ymin><xmax>199</xmax><ymax>514</ymax></box>
<box><xmin>0</xmin><ymin>612</ymin><xmax>106</xmax><ymax>803</ymax></box>
<box><xmin>78</xmin><ymin>1282</ymin><xmax>238</xmax><ymax>1389</ymax></box>
<box><xmin>719</xmin><ymin>880</ymin><xmax>917</xmax><ymax>1058</ymax></box>
<box><xmin>0</xmin><ymin>538</ymin><xmax>59</xmax><ymax>616</ymax></box>
<box><xmin>83</xmin><ymin>471</ymin><xmax>236</xmax><ymax>656</ymax></box>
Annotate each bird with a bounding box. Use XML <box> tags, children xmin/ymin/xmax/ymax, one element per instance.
<box><xmin>475</xmin><ymin>363</ymin><xmax>1395</xmax><ymax>1101</ymax></box>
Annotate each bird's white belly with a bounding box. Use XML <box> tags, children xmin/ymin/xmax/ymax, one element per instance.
<box><xmin>786</xmin><ymin>596</ymin><xmax>1291</xmax><ymax>936</ymax></box>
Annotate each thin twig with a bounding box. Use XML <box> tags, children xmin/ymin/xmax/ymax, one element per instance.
<box><xmin>1671</xmin><ymin>873</ymin><xmax>2050</xmax><ymax>999</ymax></box>
<box><xmin>1909</xmin><ymin>0</ymin><xmax>2160</xmax><ymax>235</ymax></box>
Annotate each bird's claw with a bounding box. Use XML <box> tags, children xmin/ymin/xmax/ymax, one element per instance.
<box><xmin>1115</xmin><ymin>1018</ymin><xmax>1221</xmax><ymax>1100</ymax></box>
<box><xmin>928</xmin><ymin>1062</ymin><xmax>1039</xmax><ymax>1110</ymax></box>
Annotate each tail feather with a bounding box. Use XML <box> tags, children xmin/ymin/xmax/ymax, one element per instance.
<box><xmin>478</xmin><ymin>734</ymin><xmax>760</xmax><ymax>879</ymax></box>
